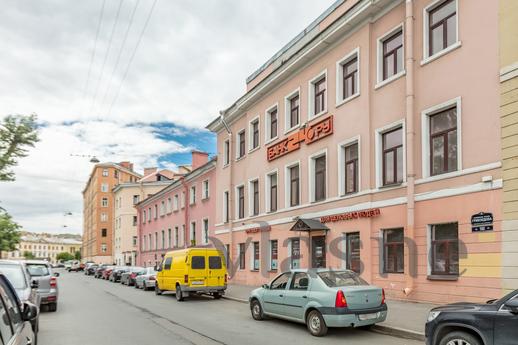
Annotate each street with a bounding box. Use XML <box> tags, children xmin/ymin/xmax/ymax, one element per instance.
<box><xmin>38</xmin><ymin>270</ymin><xmax>422</xmax><ymax>345</ymax></box>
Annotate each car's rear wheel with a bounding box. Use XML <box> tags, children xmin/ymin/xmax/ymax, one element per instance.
<box><xmin>176</xmin><ymin>285</ymin><xmax>184</xmax><ymax>302</ymax></box>
<box><xmin>440</xmin><ymin>331</ymin><xmax>480</xmax><ymax>345</ymax></box>
<box><xmin>250</xmin><ymin>300</ymin><xmax>264</xmax><ymax>320</ymax></box>
<box><xmin>306</xmin><ymin>310</ymin><xmax>328</xmax><ymax>337</ymax></box>
<box><xmin>213</xmin><ymin>292</ymin><xmax>221</xmax><ymax>299</ymax></box>
<box><xmin>48</xmin><ymin>303</ymin><xmax>57</xmax><ymax>312</ymax></box>
<box><xmin>155</xmin><ymin>284</ymin><xmax>162</xmax><ymax>295</ymax></box>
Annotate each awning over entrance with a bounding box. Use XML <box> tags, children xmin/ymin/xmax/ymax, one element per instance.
<box><xmin>290</xmin><ymin>218</ymin><xmax>330</xmax><ymax>232</ymax></box>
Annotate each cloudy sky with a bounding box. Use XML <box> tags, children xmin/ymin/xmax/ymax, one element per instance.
<box><xmin>0</xmin><ymin>0</ymin><xmax>334</xmax><ymax>234</ymax></box>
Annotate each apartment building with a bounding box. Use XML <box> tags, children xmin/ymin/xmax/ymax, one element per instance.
<box><xmin>6</xmin><ymin>234</ymin><xmax>82</xmax><ymax>264</ymax></box>
<box><xmin>207</xmin><ymin>0</ymin><xmax>505</xmax><ymax>303</ymax></box>
<box><xmin>136</xmin><ymin>152</ymin><xmax>216</xmax><ymax>267</ymax></box>
<box><xmin>82</xmin><ymin>162</ymin><xmax>141</xmax><ymax>264</ymax></box>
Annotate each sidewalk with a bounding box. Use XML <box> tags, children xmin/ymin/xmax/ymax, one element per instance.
<box><xmin>224</xmin><ymin>284</ymin><xmax>435</xmax><ymax>341</ymax></box>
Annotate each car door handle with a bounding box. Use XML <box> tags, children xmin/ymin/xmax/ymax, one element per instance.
<box><xmin>26</xmin><ymin>337</ymin><xmax>32</xmax><ymax>345</ymax></box>
<box><xmin>302</xmin><ymin>296</ymin><xmax>308</xmax><ymax>299</ymax></box>
<box><xmin>279</xmin><ymin>294</ymin><xmax>283</xmax><ymax>297</ymax></box>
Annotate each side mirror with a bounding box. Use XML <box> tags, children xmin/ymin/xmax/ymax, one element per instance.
<box><xmin>262</xmin><ymin>284</ymin><xmax>270</xmax><ymax>290</ymax></box>
<box><xmin>30</xmin><ymin>280</ymin><xmax>39</xmax><ymax>289</ymax></box>
<box><xmin>21</xmin><ymin>302</ymin><xmax>38</xmax><ymax>321</ymax></box>
<box><xmin>504</xmin><ymin>299</ymin><xmax>518</xmax><ymax>314</ymax></box>
<box><xmin>156</xmin><ymin>266</ymin><xmax>162</xmax><ymax>272</ymax></box>
<box><xmin>53</xmin><ymin>272</ymin><xmax>60</xmax><ymax>277</ymax></box>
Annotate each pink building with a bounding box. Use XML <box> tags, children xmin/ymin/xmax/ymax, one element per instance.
<box><xmin>207</xmin><ymin>0</ymin><xmax>504</xmax><ymax>304</ymax></box>
<box><xmin>136</xmin><ymin>152</ymin><xmax>217</xmax><ymax>267</ymax></box>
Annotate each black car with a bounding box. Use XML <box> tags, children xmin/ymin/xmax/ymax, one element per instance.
<box><xmin>425</xmin><ymin>289</ymin><xmax>518</xmax><ymax>345</ymax></box>
<box><xmin>109</xmin><ymin>267</ymin><xmax>129</xmax><ymax>283</ymax></box>
<box><xmin>94</xmin><ymin>265</ymin><xmax>109</xmax><ymax>279</ymax></box>
<box><xmin>85</xmin><ymin>264</ymin><xmax>98</xmax><ymax>276</ymax></box>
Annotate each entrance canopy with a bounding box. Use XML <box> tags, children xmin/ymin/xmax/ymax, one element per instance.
<box><xmin>290</xmin><ymin>218</ymin><xmax>330</xmax><ymax>232</ymax></box>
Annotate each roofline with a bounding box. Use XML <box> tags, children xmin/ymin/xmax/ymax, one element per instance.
<box><xmin>112</xmin><ymin>180</ymin><xmax>174</xmax><ymax>193</ymax></box>
<box><xmin>82</xmin><ymin>162</ymin><xmax>142</xmax><ymax>194</ymax></box>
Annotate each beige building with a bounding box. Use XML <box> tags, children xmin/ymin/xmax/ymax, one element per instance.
<box><xmin>500</xmin><ymin>0</ymin><xmax>518</xmax><ymax>293</ymax></box>
<box><xmin>113</xmin><ymin>169</ymin><xmax>175</xmax><ymax>266</ymax></box>
<box><xmin>82</xmin><ymin>162</ymin><xmax>141</xmax><ymax>264</ymax></box>
<box><xmin>6</xmin><ymin>234</ymin><xmax>82</xmax><ymax>264</ymax></box>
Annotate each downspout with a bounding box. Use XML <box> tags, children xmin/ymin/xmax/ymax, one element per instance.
<box><xmin>404</xmin><ymin>0</ymin><xmax>415</xmax><ymax>297</ymax></box>
<box><xmin>220</xmin><ymin>113</ymin><xmax>234</xmax><ymax>276</ymax></box>
<box><xmin>181</xmin><ymin>176</ymin><xmax>189</xmax><ymax>248</ymax></box>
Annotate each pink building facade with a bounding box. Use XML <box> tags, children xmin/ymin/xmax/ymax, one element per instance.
<box><xmin>207</xmin><ymin>0</ymin><xmax>504</xmax><ymax>304</ymax></box>
<box><xmin>136</xmin><ymin>152</ymin><xmax>217</xmax><ymax>268</ymax></box>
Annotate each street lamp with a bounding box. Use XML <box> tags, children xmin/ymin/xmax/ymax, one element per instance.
<box><xmin>89</xmin><ymin>156</ymin><xmax>100</xmax><ymax>163</ymax></box>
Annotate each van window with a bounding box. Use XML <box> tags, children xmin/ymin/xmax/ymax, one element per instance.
<box><xmin>163</xmin><ymin>257</ymin><xmax>172</xmax><ymax>270</ymax></box>
<box><xmin>191</xmin><ymin>256</ymin><xmax>205</xmax><ymax>269</ymax></box>
<box><xmin>209</xmin><ymin>256</ymin><xmax>222</xmax><ymax>269</ymax></box>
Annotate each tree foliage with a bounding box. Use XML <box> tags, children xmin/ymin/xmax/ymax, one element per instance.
<box><xmin>74</xmin><ymin>251</ymin><xmax>81</xmax><ymax>260</ymax></box>
<box><xmin>0</xmin><ymin>211</ymin><xmax>21</xmax><ymax>256</ymax></box>
<box><xmin>56</xmin><ymin>252</ymin><xmax>74</xmax><ymax>261</ymax></box>
<box><xmin>0</xmin><ymin>114</ymin><xmax>39</xmax><ymax>181</ymax></box>
<box><xmin>23</xmin><ymin>251</ymin><xmax>35</xmax><ymax>259</ymax></box>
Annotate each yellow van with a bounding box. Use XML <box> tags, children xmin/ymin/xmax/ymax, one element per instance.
<box><xmin>155</xmin><ymin>248</ymin><xmax>227</xmax><ymax>301</ymax></box>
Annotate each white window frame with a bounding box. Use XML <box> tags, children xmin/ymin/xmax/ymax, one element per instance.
<box><xmin>223</xmin><ymin>139</ymin><xmax>230</xmax><ymax>166</ymax></box>
<box><xmin>308</xmin><ymin>69</ymin><xmax>328</xmax><ymax>119</ymax></box>
<box><xmin>375</xmin><ymin>119</ymin><xmax>406</xmax><ymax>188</ymax></box>
<box><xmin>167</xmin><ymin>197</ymin><xmax>172</xmax><ymax>213</ymax></box>
<box><xmin>181</xmin><ymin>192</ymin><xmax>185</xmax><ymax>208</ymax></box>
<box><xmin>336</xmin><ymin>47</ymin><xmax>360</xmax><ymax>107</ymax></box>
<box><xmin>190</xmin><ymin>221</ymin><xmax>196</xmax><ymax>246</ymax></box>
<box><xmin>202</xmin><ymin>180</ymin><xmax>210</xmax><ymax>199</ymax></box>
<box><xmin>248</xmin><ymin>115</ymin><xmax>260</xmax><ymax>152</ymax></box>
<box><xmin>160</xmin><ymin>201</ymin><xmax>165</xmax><ymax>216</ymax></box>
<box><xmin>284</xmin><ymin>87</ymin><xmax>301</xmax><ymax>134</ymax></box>
<box><xmin>202</xmin><ymin>218</ymin><xmax>209</xmax><ymax>245</ymax></box>
<box><xmin>248</xmin><ymin>177</ymin><xmax>260</xmax><ymax>217</ymax></box>
<box><xmin>250</xmin><ymin>241</ymin><xmax>260</xmax><ymax>271</ymax></box>
<box><xmin>426</xmin><ymin>222</ymin><xmax>459</xmax><ymax>276</ymax></box>
<box><xmin>223</xmin><ymin>190</ymin><xmax>230</xmax><ymax>223</ymax></box>
<box><xmin>100</xmin><ymin>213</ymin><xmax>107</xmax><ymax>222</ymax></box>
<box><xmin>101</xmin><ymin>183</ymin><xmax>109</xmax><ymax>192</ymax></box>
<box><xmin>236</xmin><ymin>129</ymin><xmax>246</xmax><ymax>160</ymax></box>
<box><xmin>376</xmin><ymin>23</ymin><xmax>405</xmax><ymax>88</ymax></box>
<box><xmin>422</xmin><ymin>0</ymin><xmax>461</xmax><ymax>65</ymax></box>
<box><xmin>101</xmin><ymin>198</ymin><xmax>108</xmax><ymax>207</ymax></box>
<box><xmin>265</xmin><ymin>168</ymin><xmax>279</xmax><ymax>213</ymax></box>
<box><xmin>264</xmin><ymin>103</ymin><xmax>279</xmax><ymax>144</ymax></box>
<box><xmin>269</xmin><ymin>240</ymin><xmax>278</xmax><ymax>270</ymax></box>
<box><xmin>173</xmin><ymin>194</ymin><xmax>179</xmax><ymax>211</ymax></box>
<box><xmin>284</xmin><ymin>160</ymin><xmax>301</xmax><ymax>209</ymax></box>
<box><xmin>421</xmin><ymin>97</ymin><xmax>462</xmax><ymax>179</ymax></box>
<box><xmin>102</xmin><ymin>169</ymin><xmax>109</xmax><ymax>177</ymax></box>
<box><xmin>190</xmin><ymin>185</ymin><xmax>196</xmax><ymax>205</ymax></box>
<box><xmin>235</xmin><ymin>183</ymin><xmax>245</xmax><ymax>220</ymax></box>
<box><xmin>308</xmin><ymin>148</ymin><xmax>328</xmax><ymax>203</ymax></box>
<box><xmin>337</xmin><ymin>136</ymin><xmax>361</xmax><ymax>196</ymax></box>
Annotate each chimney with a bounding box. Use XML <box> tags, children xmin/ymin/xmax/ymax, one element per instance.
<box><xmin>118</xmin><ymin>161</ymin><xmax>134</xmax><ymax>171</ymax></box>
<box><xmin>191</xmin><ymin>150</ymin><xmax>209</xmax><ymax>170</ymax></box>
<box><xmin>144</xmin><ymin>167</ymin><xmax>158</xmax><ymax>176</ymax></box>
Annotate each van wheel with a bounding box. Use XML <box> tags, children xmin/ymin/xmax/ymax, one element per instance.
<box><xmin>250</xmin><ymin>300</ymin><xmax>264</xmax><ymax>320</ymax></box>
<box><xmin>213</xmin><ymin>292</ymin><xmax>221</xmax><ymax>299</ymax></box>
<box><xmin>439</xmin><ymin>331</ymin><xmax>481</xmax><ymax>345</ymax></box>
<box><xmin>176</xmin><ymin>285</ymin><xmax>184</xmax><ymax>302</ymax></box>
<box><xmin>155</xmin><ymin>285</ymin><xmax>162</xmax><ymax>295</ymax></box>
<box><xmin>306</xmin><ymin>310</ymin><xmax>328</xmax><ymax>337</ymax></box>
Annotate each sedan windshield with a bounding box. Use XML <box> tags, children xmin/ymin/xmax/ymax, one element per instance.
<box><xmin>26</xmin><ymin>264</ymin><xmax>50</xmax><ymax>276</ymax></box>
<box><xmin>317</xmin><ymin>271</ymin><xmax>368</xmax><ymax>287</ymax></box>
<box><xmin>0</xmin><ymin>265</ymin><xmax>27</xmax><ymax>289</ymax></box>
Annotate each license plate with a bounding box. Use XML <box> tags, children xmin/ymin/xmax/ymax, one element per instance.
<box><xmin>358</xmin><ymin>313</ymin><xmax>378</xmax><ymax>321</ymax></box>
<box><xmin>191</xmin><ymin>281</ymin><xmax>204</xmax><ymax>285</ymax></box>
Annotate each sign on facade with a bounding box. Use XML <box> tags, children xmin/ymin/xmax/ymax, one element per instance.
<box><xmin>471</xmin><ymin>212</ymin><xmax>494</xmax><ymax>232</ymax></box>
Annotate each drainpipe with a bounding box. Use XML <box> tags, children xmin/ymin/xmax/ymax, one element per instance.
<box><xmin>404</xmin><ymin>0</ymin><xmax>415</xmax><ymax>297</ymax></box>
<box><xmin>181</xmin><ymin>176</ymin><xmax>189</xmax><ymax>248</ymax></box>
<box><xmin>220</xmin><ymin>113</ymin><xmax>234</xmax><ymax>275</ymax></box>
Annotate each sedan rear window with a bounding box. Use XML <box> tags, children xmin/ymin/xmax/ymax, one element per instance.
<box><xmin>191</xmin><ymin>256</ymin><xmax>205</xmax><ymax>269</ymax></box>
<box><xmin>26</xmin><ymin>264</ymin><xmax>50</xmax><ymax>277</ymax></box>
<box><xmin>209</xmin><ymin>256</ymin><xmax>222</xmax><ymax>269</ymax></box>
<box><xmin>317</xmin><ymin>271</ymin><xmax>367</xmax><ymax>287</ymax></box>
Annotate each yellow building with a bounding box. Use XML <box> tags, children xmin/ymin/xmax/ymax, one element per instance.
<box><xmin>6</xmin><ymin>234</ymin><xmax>82</xmax><ymax>264</ymax></box>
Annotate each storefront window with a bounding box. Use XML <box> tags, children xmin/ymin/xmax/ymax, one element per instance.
<box><xmin>253</xmin><ymin>242</ymin><xmax>260</xmax><ymax>271</ymax></box>
<box><xmin>291</xmin><ymin>239</ymin><xmax>300</xmax><ymax>269</ymax></box>
<box><xmin>239</xmin><ymin>243</ymin><xmax>245</xmax><ymax>270</ymax></box>
<box><xmin>270</xmin><ymin>240</ymin><xmax>278</xmax><ymax>270</ymax></box>
<box><xmin>383</xmin><ymin>228</ymin><xmax>404</xmax><ymax>273</ymax></box>
<box><xmin>346</xmin><ymin>232</ymin><xmax>361</xmax><ymax>273</ymax></box>
<box><xmin>431</xmin><ymin>223</ymin><xmax>459</xmax><ymax>276</ymax></box>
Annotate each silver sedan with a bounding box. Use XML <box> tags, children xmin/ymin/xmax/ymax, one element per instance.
<box><xmin>134</xmin><ymin>267</ymin><xmax>156</xmax><ymax>291</ymax></box>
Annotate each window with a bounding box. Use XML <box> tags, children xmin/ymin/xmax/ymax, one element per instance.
<box><xmin>290</xmin><ymin>272</ymin><xmax>309</xmax><ymax>290</ymax></box>
<box><xmin>155</xmin><ymin>232</ymin><xmax>158</xmax><ymax>250</ymax></box>
<box><xmin>250</xmin><ymin>118</ymin><xmax>260</xmax><ymax>151</ymax></box>
<box><xmin>132</xmin><ymin>236</ymin><xmax>137</xmax><ymax>246</ymax></box>
<box><xmin>252</xmin><ymin>242</ymin><xmax>260</xmax><ymax>271</ymax></box>
<box><xmin>163</xmin><ymin>257</ymin><xmax>172</xmax><ymax>270</ymax></box>
<box><xmin>161</xmin><ymin>230</ymin><xmax>165</xmax><ymax>249</ymax></box>
<box><xmin>133</xmin><ymin>195</ymin><xmax>140</xmax><ymax>205</ymax></box>
<box><xmin>174</xmin><ymin>226</ymin><xmax>179</xmax><ymax>247</ymax></box>
<box><xmin>285</xmin><ymin>91</ymin><xmax>300</xmax><ymax>131</ymax></box>
<box><xmin>239</xmin><ymin>243</ymin><xmax>246</xmax><ymax>270</ymax></box>
<box><xmin>174</xmin><ymin>194</ymin><xmax>179</xmax><ymax>211</ymax></box>
<box><xmin>101</xmin><ymin>229</ymin><xmax>107</xmax><ymax>237</ymax></box>
<box><xmin>268</xmin><ymin>172</ymin><xmax>278</xmax><ymax>212</ymax></box>
<box><xmin>202</xmin><ymin>180</ymin><xmax>209</xmax><ymax>199</ymax></box>
<box><xmin>160</xmin><ymin>201</ymin><xmax>165</xmax><ymax>216</ymax></box>
<box><xmin>223</xmin><ymin>191</ymin><xmax>230</xmax><ymax>223</ymax></box>
<box><xmin>100</xmin><ymin>213</ymin><xmax>107</xmax><ymax>222</ymax></box>
<box><xmin>429</xmin><ymin>106</ymin><xmax>458</xmax><ymax>176</ymax></box>
<box><xmin>114</xmin><ymin>170</ymin><xmax>118</xmax><ymax>179</ymax></box>
<box><xmin>312</xmin><ymin>154</ymin><xmax>326</xmax><ymax>202</ymax></box>
<box><xmin>250</xmin><ymin>179</ymin><xmax>259</xmax><ymax>216</ymax></box>
<box><xmin>266</xmin><ymin>106</ymin><xmax>278</xmax><ymax>141</ymax></box>
<box><xmin>310</xmin><ymin>74</ymin><xmax>327</xmax><ymax>117</ymax></box>
<box><xmin>154</xmin><ymin>204</ymin><xmax>158</xmax><ymax>219</ymax></box>
<box><xmin>101</xmin><ymin>198</ymin><xmax>108</xmax><ymax>207</ymax></box>
<box><xmin>102</xmin><ymin>169</ymin><xmax>109</xmax><ymax>177</ymax></box>
<box><xmin>237</xmin><ymin>130</ymin><xmax>246</xmax><ymax>159</ymax></box>
<box><xmin>430</xmin><ymin>223</ymin><xmax>459</xmax><ymax>276</ymax></box>
<box><xmin>383</xmin><ymin>228</ymin><xmax>404</xmax><ymax>273</ymax></box>
<box><xmin>382</xmin><ymin>127</ymin><xmax>403</xmax><ymax>186</ymax></box>
<box><xmin>203</xmin><ymin>219</ymin><xmax>209</xmax><ymax>245</ymax></box>
<box><xmin>147</xmin><ymin>207</ymin><xmax>151</xmax><ymax>222</ymax></box>
<box><xmin>181</xmin><ymin>192</ymin><xmax>185</xmax><ymax>208</ymax></box>
<box><xmin>270</xmin><ymin>272</ymin><xmax>290</xmax><ymax>290</ymax></box>
<box><xmin>380</xmin><ymin>28</ymin><xmax>403</xmax><ymax>81</ymax></box>
<box><xmin>167</xmin><ymin>228</ymin><xmax>171</xmax><ymax>248</ymax></box>
<box><xmin>291</xmin><ymin>238</ymin><xmax>300</xmax><ymax>269</ymax></box>
<box><xmin>101</xmin><ymin>244</ymin><xmax>107</xmax><ymax>253</ymax></box>
<box><xmin>224</xmin><ymin>139</ymin><xmax>230</xmax><ymax>166</ymax></box>
<box><xmin>337</xmin><ymin>49</ymin><xmax>360</xmax><ymax>104</ymax></box>
<box><xmin>426</xmin><ymin>0</ymin><xmax>457</xmax><ymax>57</ymax></box>
<box><xmin>190</xmin><ymin>186</ymin><xmax>196</xmax><ymax>205</ymax></box>
<box><xmin>167</xmin><ymin>197</ymin><xmax>172</xmax><ymax>213</ymax></box>
<box><xmin>237</xmin><ymin>186</ymin><xmax>245</xmax><ymax>219</ymax></box>
<box><xmin>191</xmin><ymin>256</ymin><xmax>205</xmax><ymax>269</ymax></box>
<box><xmin>346</xmin><ymin>232</ymin><xmax>361</xmax><ymax>273</ymax></box>
<box><xmin>101</xmin><ymin>183</ymin><xmax>109</xmax><ymax>192</ymax></box>
<box><xmin>344</xmin><ymin>143</ymin><xmax>359</xmax><ymax>194</ymax></box>
<box><xmin>133</xmin><ymin>216</ymin><xmax>137</xmax><ymax>226</ymax></box>
<box><xmin>190</xmin><ymin>222</ymin><xmax>196</xmax><ymax>246</ymax></box>
<box><xmin>270</xmin><ymin>240</ymin><xmax>278</xmax><ymax>270</ymax></box>
<box><xmin>288</xmin><ymin>164</ymin><xmax>300</xmax><ymax>207</ymax></box>
<box><xmin>209</xmin><ymin>256</ymin><xmax>222</xmax><ymax>269</ymax></box>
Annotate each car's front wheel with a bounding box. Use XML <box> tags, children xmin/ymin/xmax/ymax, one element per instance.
<box><xmin>155</xmin><ymin>284</ymin><xmax>162</xmax><ymax>295</ymax></box>
<box><xmin>176</xmin><ymin>285</ymin><xmax>184</xmax><ymax>302</ymax></box>
<box><xmin>306</xmin><ymin>310</ymin><xmax>328</xmax><ymax>337</ymax></box>
<box><xmin>439</xmin><ymin>331</ymin><xmax>481</xmax><ymax>345</ymax></box>
<box><xmin>250</xmin><ymin>300</ymin><xmax>264</xmax><ymax>320</ymax></box>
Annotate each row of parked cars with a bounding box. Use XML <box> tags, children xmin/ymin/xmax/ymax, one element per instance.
<box><xmin>0</xmin><ymin>259</ymin><xmax>60</xmax><ymax>345</ymax></box>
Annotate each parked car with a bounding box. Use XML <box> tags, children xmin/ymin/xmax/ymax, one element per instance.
<box><xmin>25</xmin><ymin>260</ymin><xmax>59</xmax><ymax>312</ymax></box>
<box><xmin>54</xmin><ymin>263</ymin><xmax>65</xmax><ymax>268</ymax></box>
<box><xmin>120</xmin><ymin>267</ymin><xmax>145</xmax><ymax>286</ymax></box>
<box><xmin>135</xmin><ymin>267</ymin><xmax>156</xmax><ymax>290</ymax></box>
<box><xmin>94</xmin><ymin>265</ymin><xmax>110</xmax><ymax>279</ymax></box>
<box><xmin>425</xmin><ymin>289</ymin><xmax>518</xmax><ymax>345</ymax></box>
<box><xmin>109</xmin><ymin>267</ymin><xmax>129</xmax><ymax>282</ymax></box>
<box><xmin>0</xmin><ymin>260</ymin><xmax>41</xmax><ymax>333</ymax></box>
<box><xmin>63</xmin><ymin>261</ymin><xmax>72</xmax><ymax>270</ymax></box>
<box><xmin>67</xmin><ymin>260</ymin><xmax>81</xmax><ymax>272</ymax></box>
<box><xmin>0</xmin><ymin>273</ymin><xmax>38</xmax><ymax>345</ymax></box>
<box><xmin>155</xmin><ymin>248</ymin><xmax>227</xmax><ymax>301</ymax></box>
<box><xmin>83</xmin><ymin>262</ymin><xmax>96</xmax><ymax>275</ymax></box>
<box><xmin>102</xmin><ymin>267</ymin><xmax>115</xmax><ymax>280</ymax></box>
<box><xmin>249</xmin><ymin>269</ymin><xmax>387</xmax><ymax>337</ymax></box>
<box><xmin>85</xmin><ymin>264</ymin><xmax>98</xmax><ymax>276</ymax></box>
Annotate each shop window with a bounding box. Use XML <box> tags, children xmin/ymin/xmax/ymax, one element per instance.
<box><xmin>383</xmin><ymin>228</ymin><xmax>404</xmax><ymax>273</ymax></box>
<box><xmin>430</xmin><ymin>223</ymin><xmax>459</xmax><ymax>276</ymax></box>
<box><xmin>270</xmin><ymin>240</ymin><xmax>278</xmax><ymax>270</ymax></box>
<box><xmin>291</xmin><ymin>238</ymin><xmax>300</xmax><ymax>269</ymax></box>
<box><xmin>252</xmin><ymin>242</ymin><xmax>260</xmax><ymax>271</ymax></box>
<box><xmin>346</xmin><ymin>232</ymin><xmax>361</xmax><ymax>273</ymax></box>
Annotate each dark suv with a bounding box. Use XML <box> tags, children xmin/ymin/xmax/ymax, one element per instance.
<box><xmin>425</xmin><ymin>289</ymin><xmax>518</xmax><ymax>345</ymax></box>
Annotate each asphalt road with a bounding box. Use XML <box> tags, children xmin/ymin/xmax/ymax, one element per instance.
<box><xmin>38</xmin><ymin>270</ymin><xmax>422</xmax><ymax>345</ymax></box>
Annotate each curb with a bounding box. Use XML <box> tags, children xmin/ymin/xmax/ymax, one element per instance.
<box><xmin>222</xmin><ymin>295</ymin><xmax>425</xmax><ymax>341</ymax></box>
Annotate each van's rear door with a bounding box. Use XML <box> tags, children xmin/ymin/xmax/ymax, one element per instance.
<box><xmin>189</xmin><ymin>249</ymin><xmax>208</xmax><ymax>288</ymax></box>
<box><xmin>207</xmin><ymin>250</ymin><xmax>226</xmax><ymax>288</ymax></box>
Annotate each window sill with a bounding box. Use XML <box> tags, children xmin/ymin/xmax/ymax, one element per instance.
<box><xmin>265</xmin><ymin>136</ymin><xmax>278</xmax><ymax>146</ymax></box>
<box><xmin>421</xmin><ymin>41</ymin><xmax>462</xmax><ymax>66</ymax></box>
<box><xmin>251</xmin><ymin>269</ymin><xmax>260</xmax><ymax>272</ymax></box>
<box><xmin>284</xmin><ymin>124</ymin><xmax>301</xmax><ymax>136</ymax></box>
<box><xmin>336</xmin><ymin>92</ymin><xmax>360</xmax><ymax>109</ymax></box>
<box><xmin>375</xmin><ymin>71</ymin><xmax>406</xmax><ymax>90</ymax></box>
<box><xmin>223</xmin><ymin>163</ymin><xmax>230</xmax><ymax>169</ymax></box>
<box><xmin>235</xmin><ymin>156</ymin><xmax>246</xmax><ymax>162</ymax></box>
<box><xmin>248</xmin><ymin>146</ymin><xmax>260</xmax><ymax>155</ymax></box>
<box><xmin>308</xmin><ymin>110</ymin><xmax>328</xmax><ymax>122</ymax></box>
<box><xmin>375</xmin><ymin>182</ymin><xmax>405</xmax><ymax>191</ymax></box>
<box><xmin>427</xmin><ymin>275</ymin><xmax>458</xmax><ymax>281</ymax></box>
<box><xmin>268</xmin><ymin>269</ymin><xmax>278</xmax><ymax>272</ymax></box>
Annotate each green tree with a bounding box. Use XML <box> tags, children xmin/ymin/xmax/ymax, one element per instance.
<box><xmin>23</xmin><ymin>251</ymin><xmax>35</xmax><ymax>259</ymax></box>
<box><xmin>0</xmin><ymin>211</ymin><xmax>21</xmax><ymax>258</ymax></box>
<box><xmin>56</xmin><ymin>252</ymin><xmax>74</xmax><ymax>261</ymax></box>
<box><xmin>0</xmin><ymin>114</ymin><xmax>39</xmax><ymax>181</ymax></box>
<box><xmin>74</xmin><ymin>250</ymin><xmax>81</xmax><ymax>260</ymax></box>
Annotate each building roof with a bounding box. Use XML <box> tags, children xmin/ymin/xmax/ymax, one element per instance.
<box><xmin>82</xmin><ymin>162</ymin><xmax>142</xmax><ymax>194</ymax></box>
<box><xmin>20</xmin><ymin>235</ymin><xmax>82</xmax><ymax>245</ymax></box>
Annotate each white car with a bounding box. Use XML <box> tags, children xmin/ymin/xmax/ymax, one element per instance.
<box><xmin>134</xmin><ymin>267</ymin><xmax>156</xmax><ymax>290</ymax></box>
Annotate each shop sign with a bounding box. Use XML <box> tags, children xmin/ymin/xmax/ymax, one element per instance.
<box><xmin>245</xmin><ymin>225</ymin><xmax>271</xmax><ymax>234</ymax></box>
<box><xmin>267</xmin><ymin>115</ymin><xmax>333</xmax><ymax>161</ymax></box>
<box><xmin>320</xmin><ymin>208</ymin><xmax>381</xmax><ymax>224</ymax></box>
<box><xmin>471</xmin><ymin>212</ymin><xmax>493</xmax><ymax>232</ymax></box>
